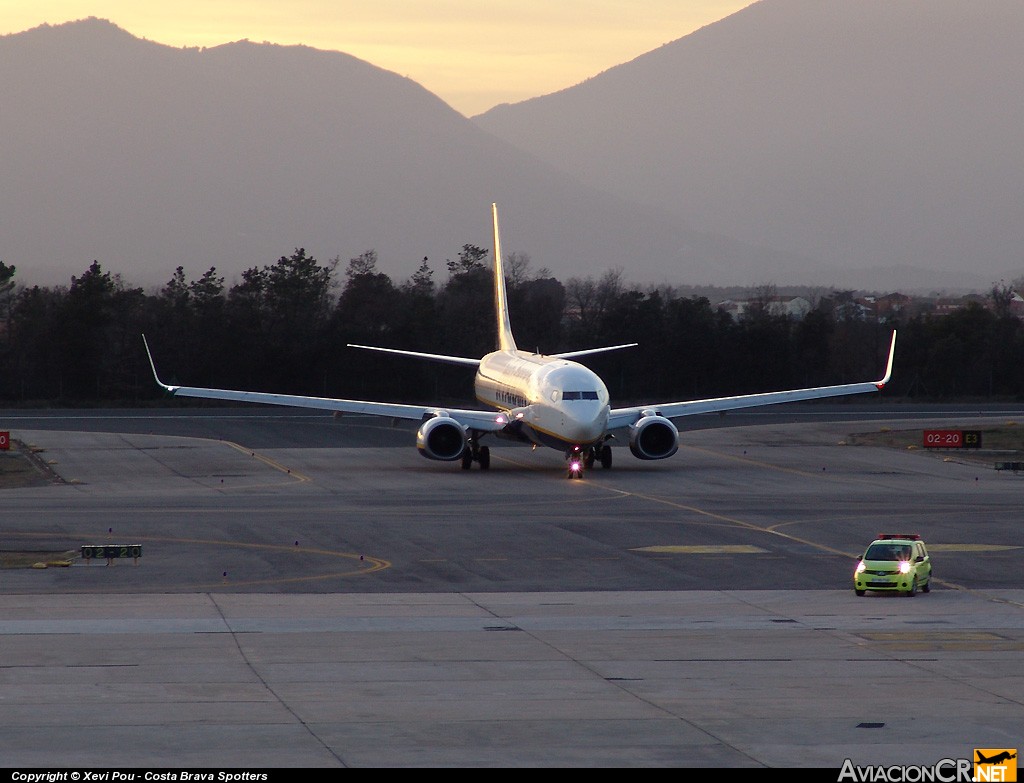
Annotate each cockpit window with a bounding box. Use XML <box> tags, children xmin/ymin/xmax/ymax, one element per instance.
<box><xmin>563</xmin><ymin>391</ymin><xmax>599</xmax><ymax>400</ymax></box>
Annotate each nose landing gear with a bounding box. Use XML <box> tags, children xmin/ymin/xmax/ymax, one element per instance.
<box><xmin>569</xmin><ymin>443</ymin><xmax>612</xmax><ymax>477</ymax></box>
<box><xmin>566</xmin><ymin>445</ymin><xmax>585</xmax><ymax>478</ymax></box>
<box><xmin>567</xmin><ymin>456</ymin><xmax>584</xmax><ymax>479</ymax></box>
<box><xmin>566</xmin><ymin>442</ymin><xmax>613</xmax><ymax>478</ymax></box>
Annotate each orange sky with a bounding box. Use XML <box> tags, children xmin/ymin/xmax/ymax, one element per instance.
<box><xmin>4</xmin><ymin>1</ymin><xmax>753</xmax><ymax>115</ymax></box>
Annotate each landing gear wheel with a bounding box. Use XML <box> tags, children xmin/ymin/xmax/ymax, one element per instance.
<box><xmin>600</xmin><ymin>444</ymin><xmax>612</xmax><ymax>469</ymax></box>
<box><xmin>478</xmin><ymin>446</ymin><xmax>490</xmax><ymax>470</ymax></box>
<box><xmin>461</xmin><ymin>449</ymin><xmax>473</xmax><ymax>470</ymax></box>
<box><xmin>584</xmin><ymin>452</ymin><xmax>595</xmax><ymax>470</ymax></box>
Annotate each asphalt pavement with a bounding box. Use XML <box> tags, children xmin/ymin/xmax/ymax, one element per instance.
<box><xmin>0</xmin><ymin>407</ymin><xmax>1021</xmax><ymax>767</ymax></box>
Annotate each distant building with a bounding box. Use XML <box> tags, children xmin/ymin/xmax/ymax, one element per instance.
<box><xmin>715</xmin><ymin>296</ymin><xmax>811</xmax><ymax>320</ymax></box>
<box><xmin>924</xmin><ymin>293</ymin><xmax>987</xmax><ymax>316</ymax></box>
<box><xmin>874</xmin><ymin>292</ymin><xmax>911</xmax><ymax>319</ymax></box>
<box><xmin>1010</xmin><ymin>291</ymin><xmax>1024</xmax><ymax>319</ymax></box>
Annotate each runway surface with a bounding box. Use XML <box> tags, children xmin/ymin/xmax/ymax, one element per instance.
<box><xmin>0</xmin><ymin>406</ymin><xmax>1022</xmax><ymax>767</ymax></box>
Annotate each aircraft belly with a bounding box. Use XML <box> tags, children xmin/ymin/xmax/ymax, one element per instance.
<box><xmin>526</xmin><ymin>427</ymin><xmax>574</xmax><ymax>451</ymax></box>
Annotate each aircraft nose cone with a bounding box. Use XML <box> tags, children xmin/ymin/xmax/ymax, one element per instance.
<box><xmin>563</xmin><ymin>406</ymin><xmax>608</xmax><ymax>443</ymax></box>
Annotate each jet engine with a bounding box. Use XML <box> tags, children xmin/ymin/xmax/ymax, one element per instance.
<box><xmin>416</xmin><ymin>413</ymin><xmax>468</xmax><ymax>461</ymax></box>
<box><xmin>628</xmin><ymin>411</ymin><xmax>679</xmax><ymax>460</ymax></box>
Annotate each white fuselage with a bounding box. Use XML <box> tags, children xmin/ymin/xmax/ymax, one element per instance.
<box><xmin>474</xmin><ymin>350</ymin><xmax>611</xmax><ymax>450</ymax></box>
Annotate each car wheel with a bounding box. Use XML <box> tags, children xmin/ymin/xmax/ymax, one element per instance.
<box><xmin>921</xmin><ymin>577</ymin><xmax>930</xmax><ymax>593</ymax></box>
<box><xmin>855</xmin><ymin>589</ymin><xmax>866</xmax><ymax>597</ymax></box>
<box><xmin>907</xmin><ymin>577</ymin><xmax>918</xmax><ymax>597</ymax></box>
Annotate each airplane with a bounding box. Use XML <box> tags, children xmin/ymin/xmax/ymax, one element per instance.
<box><xmin>976</xmin><ymin>752</ymin><xmax>1016</xmax><ymax>765</ymax></box>
<box><xmin>143</xmin><ymin>203</ymin><xmax>897</xmax><ymax>478</ymax></box>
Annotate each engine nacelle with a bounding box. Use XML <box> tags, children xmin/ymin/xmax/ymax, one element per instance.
<box><xmin>628</xmin><ymin>413</ymin><xmax>679</xmax><ymax>460</ymax></box>
<box><xmin>416</xmin><ymin>414</ymin><xmax>468</xmax><ymax>461</ymax></box>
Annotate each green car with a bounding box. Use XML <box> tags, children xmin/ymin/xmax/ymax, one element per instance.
<box><xmin>854</xmin><ymin>534</ymin><xmax>932</xmax><ymax>596</ymax></box>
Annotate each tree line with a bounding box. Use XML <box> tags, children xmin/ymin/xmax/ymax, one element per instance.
<box><xmin>0</xmin><ymin>249</ymin><xmax>1021</xmax><ymax>406</ymax></box>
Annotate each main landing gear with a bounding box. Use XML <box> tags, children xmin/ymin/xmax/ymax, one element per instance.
<box><xmin>566</xmin><ymin>443</ymin><xmax>613</xmax><ymax>479</ymax></box>
<box><xmin>461</xmin><ymin>441</ymin><xmax>490</xmax><ymax>470</ymax></box>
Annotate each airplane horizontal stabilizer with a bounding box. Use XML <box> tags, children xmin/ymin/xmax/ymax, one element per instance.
<box><xmin>347</xmin><ymin>343</ymin><xmax>480</xmax><ymax>367</ymax></box>
<box><xmin>550</xmin><ymin>343</ymin><xmax>638</xmax><ymax>360</ymax></box>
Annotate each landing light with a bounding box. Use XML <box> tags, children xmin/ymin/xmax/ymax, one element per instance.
<box><xmin>569</xmin><ymin>461</ymin><xmax>582</xmax><ymax>472</ymax></box>
<box><xmin>495</xmin><ymin>415</ymin><xmax>507</xmax><ymax>424</ymax></box>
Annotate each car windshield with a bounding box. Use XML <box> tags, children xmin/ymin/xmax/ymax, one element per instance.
<box><xmin>865</xmin><ymin>543</ymin><xmax>913</xmax><ymax>561</ymax></box>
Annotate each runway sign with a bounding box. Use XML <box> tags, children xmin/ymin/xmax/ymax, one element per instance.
<box><xmin>81</xmin><ymin>544</ymin><xmax>143</xmax><ymax>562</ymax></box>
<box><xmin>923</xmin><ymin>429</ymin><xmax>982</xmax><ymax>448</ymax></box>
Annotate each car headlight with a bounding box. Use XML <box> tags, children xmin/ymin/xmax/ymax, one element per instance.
<box><xmin>899</xmin><ymin>561</ymin><xmax>911</xmax><ymax>574</ymax></box>
<box><xmin>855</xmin><ymin>561</ymin><xmax>866</xmax><ymax>574</ymax></box>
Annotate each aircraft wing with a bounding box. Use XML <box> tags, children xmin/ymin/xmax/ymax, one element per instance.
<box><xmin>606</xmin><ymin>330</ymin><xmax>896</xmax><ymax>430</ymax></box>
<box><xmin>142</xmin><ymin>336</ymin><xmax>507</xmax><ymax>432</ymax></box>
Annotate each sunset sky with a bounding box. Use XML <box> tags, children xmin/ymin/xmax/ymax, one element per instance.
<box><xmin>4</xmin><ymin>1</ymin><xmax>753</xmax><ymax>115</ymax></box>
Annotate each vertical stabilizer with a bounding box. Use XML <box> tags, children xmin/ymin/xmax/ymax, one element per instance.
<box><xmin>492</xmin><ymin>203</ymin><xmax>517</xmax><ymax>352</ymax></box>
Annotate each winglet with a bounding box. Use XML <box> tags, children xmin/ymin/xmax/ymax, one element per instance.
<box><xmin>875</xmin><ymin>330</ymin><xmax>897</xmax><ymax>389</ymax></box>
<box><xmin>492</xmin><ymin>203</ymin><xmax>517</xmax><ymax>353</ymax></box>
<box><xmin>141</xmin><ymin>334</ymin><xmax>178</xmax><ymax>393</ymax></box>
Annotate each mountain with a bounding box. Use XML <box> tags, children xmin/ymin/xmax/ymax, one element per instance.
<box><xmin>475</xmin><ymin>0</ymin><xmax>1024</xmax><ymax>292</ymax></box>
<box><xmin>0</xmin><ymin>18</ymin><xmax>809</xmax><ymax>291</ymax></box>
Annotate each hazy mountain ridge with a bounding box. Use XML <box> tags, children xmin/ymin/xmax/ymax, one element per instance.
<box><xmin>475</xmin><ymin>0</ymin><xmax>1024</xmax><ymax>293</ymax></box>
<box><xmin>1</xmin><ymin>17</ymin><xmax>809</xmax><ymax>292</ymax></box>
<box><xmin>2</xmin><ymin>7</ymin><xmax>1018</xmax><ymax>294</ymax></box>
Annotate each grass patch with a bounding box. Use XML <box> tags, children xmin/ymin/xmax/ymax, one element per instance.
<box><xmin>0</xmin><ymin>440</ymin><xmax>63</xmax><ymax>488</ymax></box>
<box><xmin>0</xmin><ymin>550</ymin><xmax>77</xmax><ymax>569</ymax></box>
